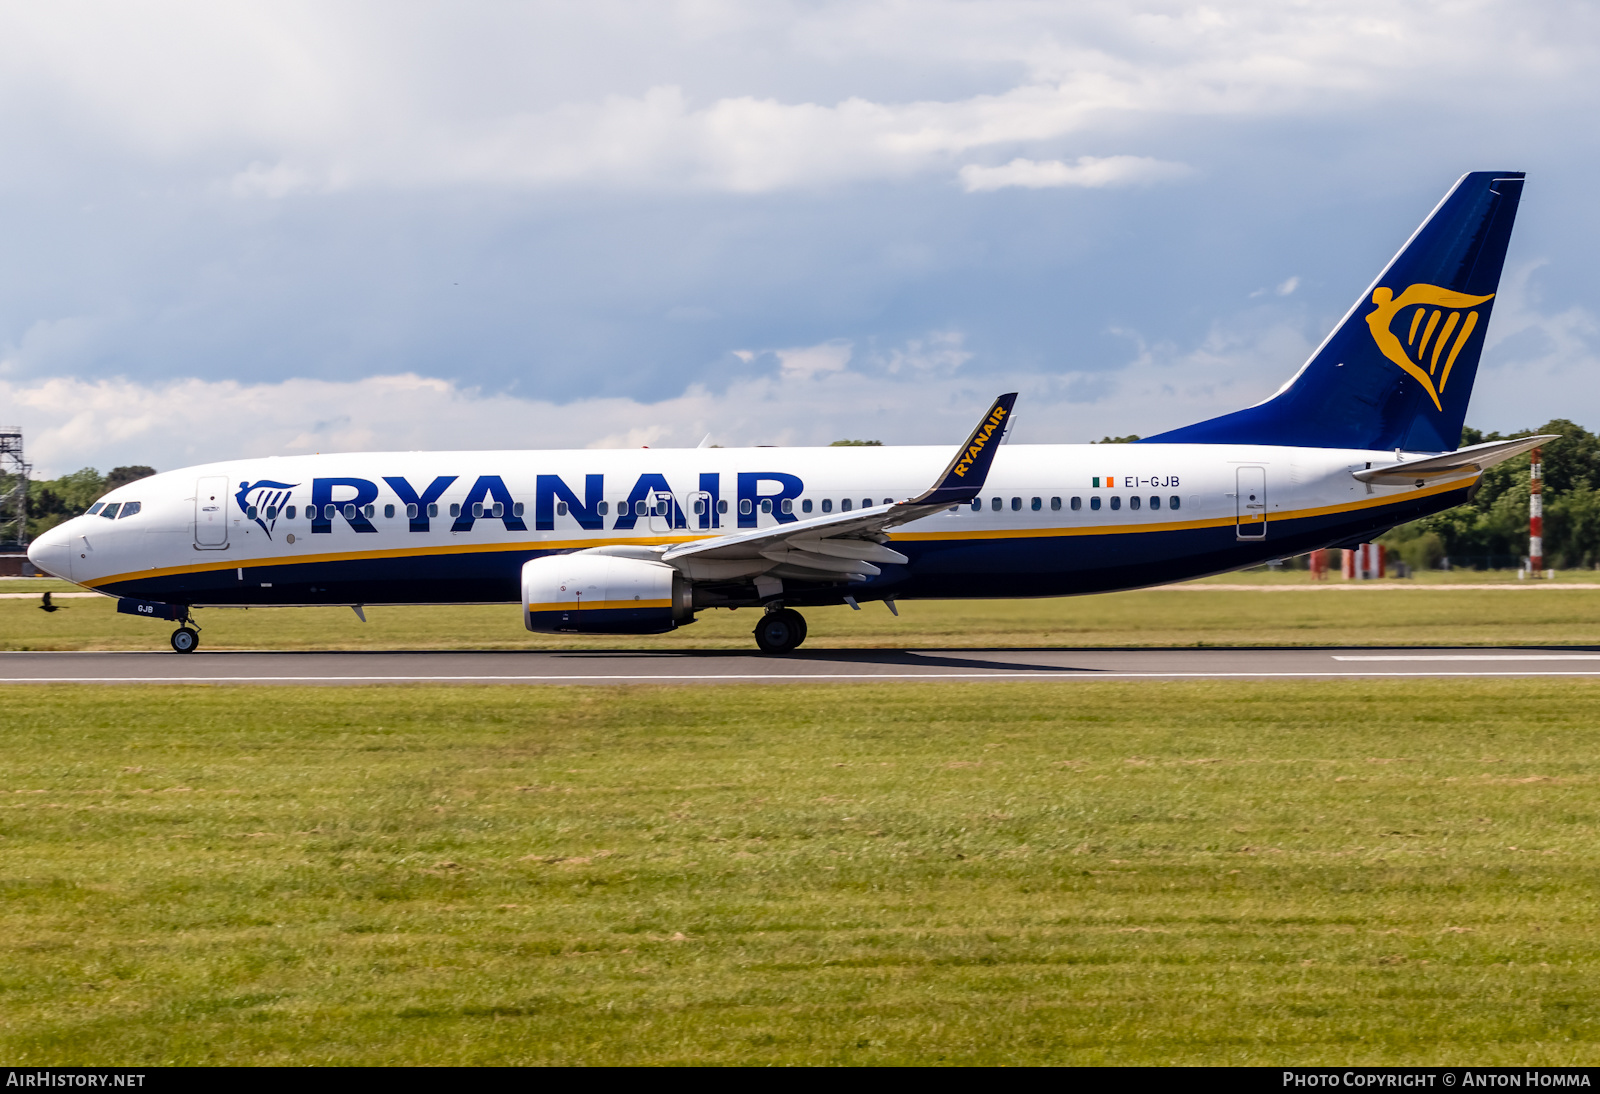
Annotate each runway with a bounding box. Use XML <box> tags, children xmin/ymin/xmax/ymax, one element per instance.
<box><xmin>6</xmin><ymin>646</ymin><xmax>1600</xmax><ymax>684</ymax></box>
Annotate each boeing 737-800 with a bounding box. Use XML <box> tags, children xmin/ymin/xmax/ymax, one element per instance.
<box><xmin>28</xmin><ymin>171</ymin><xmax>1548</xmax><ymax>654</ymax></box>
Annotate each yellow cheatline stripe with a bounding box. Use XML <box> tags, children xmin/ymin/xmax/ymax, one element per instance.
<box><xmin>891</xmin><ymin>477</ymin><xmax>1472</xmax><ymax>541</ymax></box>
<box><xmin>87</xmin><ymin>476</ymin><xmax>1475</xmax><ymax>588</ymax></box>
<box><xmin>83</xmin><ymin>533</ymin><xmax>707</xmax><ymax>588</ymax></box>
<box><xmin>526</xmin><ymin>599</ymin><xmax>672</xmax><ymax>612</ymax></box>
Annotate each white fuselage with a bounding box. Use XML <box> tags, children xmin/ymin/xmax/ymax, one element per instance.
<box><xmin>30</xmin><ymin>442</ymin><xmax>1471</xmax><ymax>611</ymax></box>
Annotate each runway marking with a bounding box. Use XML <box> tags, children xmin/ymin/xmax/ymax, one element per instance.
<box><xmin>9</xmin><ymin>671</ymin><xmax>1600</xmax><ymax>683</ymax></box>
<box><xmin>1334</xmin><ymin>654</ymin><xmax>1600</xmax><ymax>661</ymax></box>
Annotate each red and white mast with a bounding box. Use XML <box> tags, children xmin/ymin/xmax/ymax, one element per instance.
<box><xmin>1529</xmin><ymin>446</ymin><xmax>1544</xmax><ymax>575</ymax></box>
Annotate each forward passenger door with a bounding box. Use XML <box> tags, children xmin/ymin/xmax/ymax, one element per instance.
<box><xmin>194</xmin><ymin>475</ymin><xmax>229</xmax><ymax>549</ymax></box>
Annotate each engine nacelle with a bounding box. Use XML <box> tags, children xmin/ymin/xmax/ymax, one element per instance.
<box><xmin>522</xmin><ymin>553</ymin><xmax>692</xmax><ymax>635</ymax></box>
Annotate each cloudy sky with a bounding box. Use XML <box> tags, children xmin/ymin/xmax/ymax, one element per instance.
<box><xmin>1</xmin><ymin>1</ymin><xmax>1596</xmax><ymax>475</ymax></box>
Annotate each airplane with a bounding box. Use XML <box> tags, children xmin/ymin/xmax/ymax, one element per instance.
<box><xmin>28</xmin><ymin>170</ymin><xmax>1551</xmax><ymax>655</ymax></box>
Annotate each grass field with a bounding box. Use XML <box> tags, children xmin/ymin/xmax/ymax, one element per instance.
<box><xmin>3</xmin><ymin>681</ymin><xmax>1599</xmax><ymax>1065</ymax></box>
<box><xmin>5</xmin><ymin>572</ymin><xmax>1600</xmax><ymax>651</ymax></box>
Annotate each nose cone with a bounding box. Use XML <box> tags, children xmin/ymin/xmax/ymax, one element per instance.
<box><xmin>27</xmin><ymin>533</ymin><xmax>72</xmax><ymax>581</ymax></box>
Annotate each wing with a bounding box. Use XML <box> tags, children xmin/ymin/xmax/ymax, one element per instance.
<box><xmin>621</xmin><ymin>393</ymin><xmax>1017</xmax><ymax>586</ymax></box>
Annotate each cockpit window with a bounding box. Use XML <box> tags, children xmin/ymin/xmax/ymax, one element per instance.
<box><xmin>87</xmin><ymin>502</ymin><xmax>105</xmax><ymax>516</ymax></box>
<box><xmin>118</xmin><ymin>502</ymin><xmax>141</xmax><ymax>518</ymax></box>
<box><xmin>100</xmin><ymin>503</ymin><xmax>121</xmax><ymax>519</ymax></box>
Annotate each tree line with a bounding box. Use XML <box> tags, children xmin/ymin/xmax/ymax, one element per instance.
<box><xmin>1</xmin><ymin>466</ymin><xmax>155</xmax><ymax>543</ymax></box>
<box><xmin>4</xmin><ymin>421</ymin><xmax>1598</xmax><ymax>569</ymax></box>
<box><xmin>1381</xmin><ymin>419</ymin><xmax>1600</xmax><ymax>571</ymax></box>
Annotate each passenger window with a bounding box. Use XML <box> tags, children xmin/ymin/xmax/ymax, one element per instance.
<box><xmin>325</xmin><ymin>504</ymin><xmax>338</xmax><ymax>520</ymax></box>
<box><xmin>449</xmin><ymin>503</ymin><xmax>460</xmax><ymax>518</ymax></box>
<box><xmin>513</xmin><ymin>502</ymin><xmax>525</xmax><ymax>518</ymax></box>
<box><xmin>969</xmin><ymin>499</ymin><xmax>981</xmax><ymax>512</ymax></box>
<box><xmin>761</xmin><ymin>499</ymin><xmax>773</xmax><ymax>514</ymax></box>
<box><xmin>1171</xmin><ymin>496</ymin><xmax>1181</xmax><ymax>510</ymax></box>
<box><xmin>1149</xmin><ymin>496</ymin><xmax>1160</xmax><ymax>510</ymax></box>
<box><xmin>739</xmin><ymin>499</ymin><xmax>753</xmax><ymax>515</ymax></box>
<box><xmin>87</xmin><ymin>502</ymin><xmax>104</xmax><ymax>515</ymax></box>
<box><xmin>781</xmin><ymin>498</ymin><xmax>793</xmax><ymax>514</ymax></box>
<box><xmin>635</xmin><ymin>500</ymin><xmax>648</xmax><ymax>516</ymax></box>
<box><xmin>101</xmin><ymin>503</ymin><xmax>121</xmax><ymax>519</ymax></box>
<box><xmin>841</xmin><ymin>499</ymin><xmax>853</xmax><ymax>512</ymax></box>
<box><xmin>598</xmin><ymin>501</ymin><xmax>609</xmax><ymax>516</ymax></box>
<box><xmin>428</xmin><ymin>504</ymin><xmax>438</xmax><ymax>518</ymax></box>
<box><xmin>344</xmin><ymin>504</ymin><xmax>358</xmax><ymax>519</ymax></box>
<box><xmin>1129</xmin><ymin>496</ymin><xmax>1141</xmax><ymax>511</ymax></box>
<box><xmin>1069</xmin><ymin>497</ymin><xmax>1080</xmax><ymax>511</ymax></box>
<box><xmin>1110</xmin><ymin>497</ymin><xmax>1121</xmax><ymax>511</ymax></box>
<box><xmin>822</xmin><ymin>499</ymin><xmax>833</xmax><ymax>513</ymax></box>
<box><xmin>1011</xmin><ymin>497</ymin><xmax>1022</xmax><ymax>511</ymax></box>
<box><xmin>472</xmin><ymin>502</ymin><xmax>484</xmax><ymax>518</ymax></box>
<box><xmin>286</xmin><ymin>505</ymin><xmax>296</xmax><ymax>520</ymax></box>
<box><xmin>263</xmin><ymin>505</ymin><xmax>275</xmax><ymax>520</ymax></box>
<box><xmin>991</xmin><ymin>497</ymin><xmax>1002</xmax><ymax>511</ymax></box>
<box><xmin>492</xmin><ymin>502</ymin><xmax>504</xmax><ymax>518</ymax></box>
<box><xmin>383</xmin><ymin>504</ymin><xmax>394</xmax><ymax>519</ymax></box>
<box><xmin>693</xmin><ymin>499</ymin><xmax>705</xmax><ymax>515</ymax></box>
<box><xmin>406</xmin><ymin>503</ymin><xmax>417</xmax><ymax>519</ymax></box>
<box><xmin>556</xmin><ymin>501</ymin><xmax>568</xmax><ymax>516</ymax></box>
<box><xmin>1030</xmin><ymin>497</ymin><xmax>1041</xmax><ymax>511</ymax></box>
<box><xmin>1090</xmin><ymin>497</ymin><xmax>1101</xmax><ymax>511</ymax></box>
<box><xmin>245</xmin><ymin>505</ymin><xmax>257</xmax><ymax>520</ymax></box>
<box><xmin>119</xmin><ymin>501</ymin><xmax>141</xmax><ymax>518</ymax></box>
<box><xmin>718</xmin><ymin>500</ymin><xmax>728</xmax><ymax>514</ymax></box>
<box><xmin>862</xmin><ymin>499</ymin><xmax>871</xmax><ymax>509</ymax></box>
<box><xmin>1050</xmin><ymin>497</ymin><xmax>1060</xmax><ymax>511</ymax></box>
<box><xmin>802</xmin><ymin>499</ymin><xmax>813</xmax><ymax>513</ymax></box>
<box><xmin>364</xmin><ymin>504</ymin><xmax>376</xmax><ymax>518</ymax></box>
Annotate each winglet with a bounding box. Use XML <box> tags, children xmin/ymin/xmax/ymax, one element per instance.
<box><xmin>905</xmin><ymin>393</ymin><xmax>1017</xmax><ymax>507</ymax></box>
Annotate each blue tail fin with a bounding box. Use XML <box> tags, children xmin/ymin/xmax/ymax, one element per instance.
<box><xmin>1144</xmin><ymin>172</ymin><xmax>1525</xmax><ymax>452</ymax></box>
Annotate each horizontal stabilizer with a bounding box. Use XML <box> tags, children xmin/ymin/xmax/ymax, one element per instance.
<box><xmin>1352</xmin><ymin>434</ymin><xmax>1558</xmax><ymax>485</ymax></box>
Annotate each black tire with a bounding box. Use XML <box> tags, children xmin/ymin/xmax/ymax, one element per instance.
<box><xmin>170</xmin><ymin>627</ymin><xmax>199</xmax><ymax>654</ymax></box>
<box><xmin>753</xmin><ymin>608</ymin><xmax>806</xmax><ymax>654</ymax></box>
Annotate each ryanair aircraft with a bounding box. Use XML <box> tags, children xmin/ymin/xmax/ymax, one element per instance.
<box><xmin>29</xmin><ymin>171</ymin><xmax>1549</xmax><ymax>654</ymax></box>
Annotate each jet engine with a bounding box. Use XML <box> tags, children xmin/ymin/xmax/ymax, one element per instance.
<box><xmin>522</xmin><ymin>553</ymin><xmax>693</xmax><ymax>634</ymax></box>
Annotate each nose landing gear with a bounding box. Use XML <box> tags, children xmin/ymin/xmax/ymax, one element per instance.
<box><xmin>170</xmin><ymin>626</ymin><xmax>200</xmax><ymax>653</ymax></box>
<box><xmin>753</xmin><ymin>607</ymin><xmax>807</xmax><ymax>654</ymax></box>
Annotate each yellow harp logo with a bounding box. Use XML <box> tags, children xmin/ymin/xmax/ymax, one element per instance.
<box><xmin>1365</xmin><ymin>284</ymin><xmax>1494</xmax><ymax>412</ymax></box>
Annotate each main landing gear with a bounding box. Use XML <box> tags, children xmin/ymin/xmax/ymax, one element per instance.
<box><xmin>753</xmin><ymin>607</ymin><xmax>807</xmax><ymax>654</ymax></box>
<box><xmin>170</xmin><ymin>626</ymin><xmax>200</xmax><ymax>654</ymax></box>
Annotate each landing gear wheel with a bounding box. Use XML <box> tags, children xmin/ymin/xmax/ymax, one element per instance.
<box><xmin>753</xmin><ymin>608</ymin><xmax>807</xmax><ymax>654</ymax></box>
<box><xmin>170</xmin><ymin>627</ymin><xmax>199</xmax><ymax>654</ymax></box>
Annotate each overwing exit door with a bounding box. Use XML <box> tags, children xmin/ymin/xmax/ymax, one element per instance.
<box><xmin>194</xmin><ymin>475</ymin><xmax>229</xmax><ymax>548</ymax></box>
<box><xmin>647</xmin><ymin>490</ymin><xmax>678</xmax><ymax>535</ymax></box>
<box><xmin>1236</xmin><ymin>466</ymin><xmax>1266</xmax><ymax>539</ymax></box>
<box><xmin>686</xmin><ymin>490</ymin><xmax>715</xmax><ymax>531</ymax></box>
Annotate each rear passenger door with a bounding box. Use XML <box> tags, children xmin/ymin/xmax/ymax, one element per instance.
<box><xmin>1235</xmin><ymin>467</ymin><xmax>1266</xmax><ymax>539</ymax></box>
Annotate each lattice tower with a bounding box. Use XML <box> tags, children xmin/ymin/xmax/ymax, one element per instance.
<box><xmin>0</xmin><ymin>426</ymin><xmax>30</xmax><ymax>549</ymax></box>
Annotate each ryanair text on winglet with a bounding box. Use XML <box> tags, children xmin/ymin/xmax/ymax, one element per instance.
<box><xmin>951</xmin><ymin>404</ymin><xmax>1008</xmax><ymax>479</ymax></box>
